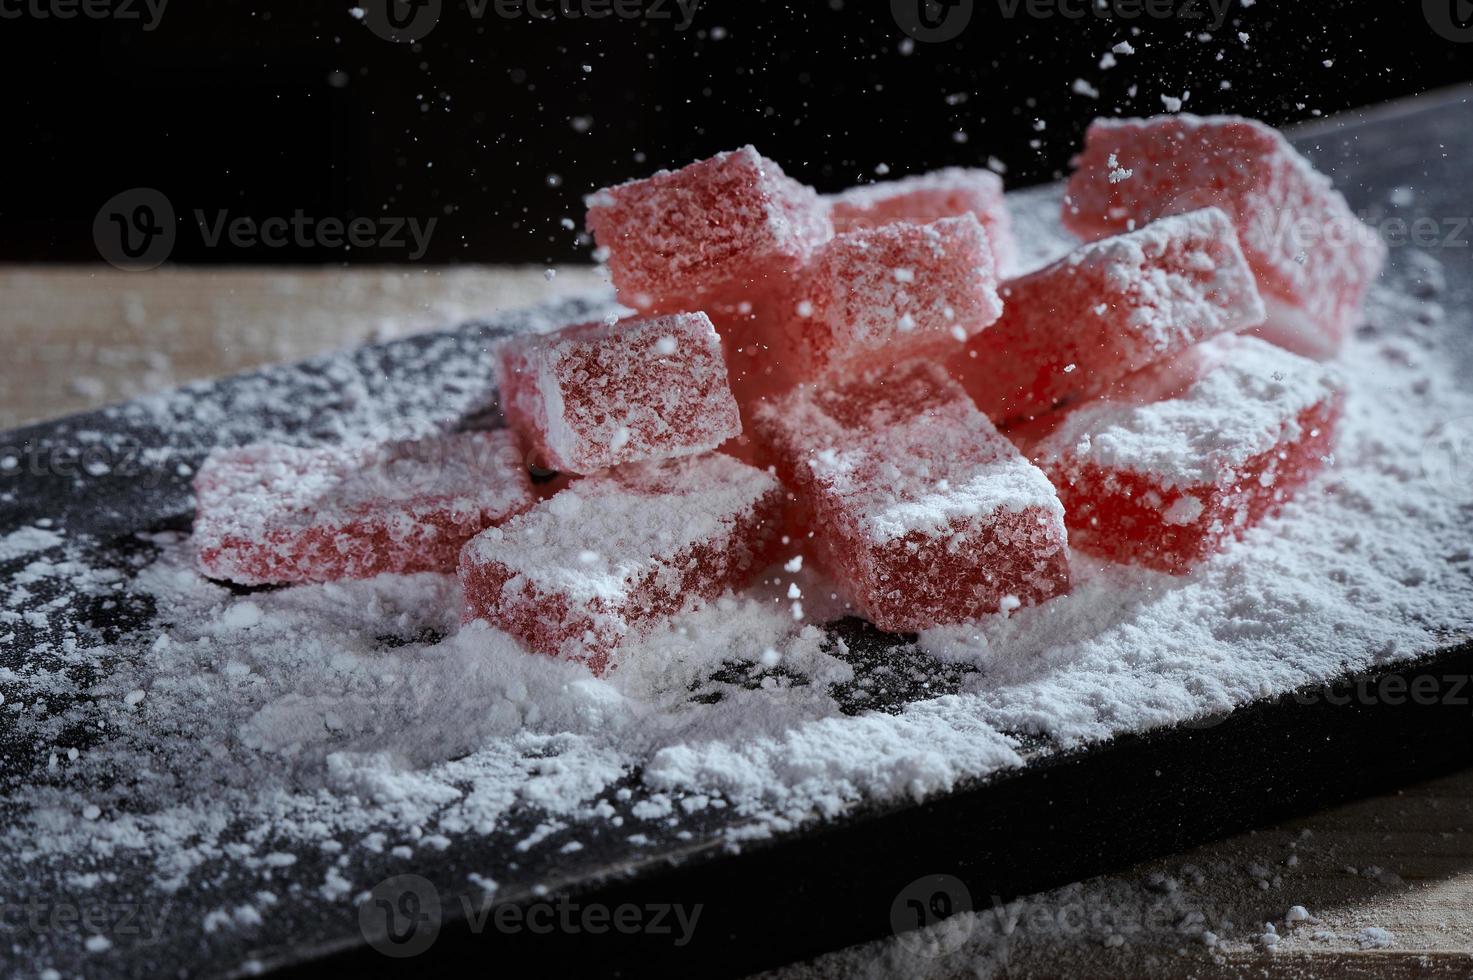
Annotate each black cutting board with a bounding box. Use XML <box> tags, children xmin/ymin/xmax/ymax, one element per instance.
<box><xmin>2</xmin><ymin>87</ymin><xmax>1471</xmax><ymax>979</ymax></box>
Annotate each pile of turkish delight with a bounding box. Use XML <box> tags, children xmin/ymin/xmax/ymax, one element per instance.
<box><xmin>193</xmin><ymin>114</ymin><xmax>1386</xmax><ymax>673</ymax></box>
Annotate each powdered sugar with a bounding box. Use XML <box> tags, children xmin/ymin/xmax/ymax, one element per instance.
<box><xmin>2</xmin><ymin>182</ymin><xmax>1470</xmax><ymax>976</ymax></box>
<box><xmin>825</xmin><ymin>167</ymin><xmax>1017</xmax><ymax>272</ymax></box>
<box><xmin>757</xmin><ymin>363</ymin><xmax>1063</xmax><ymax>544</ymax></box>
<box><xmin>1061</xmin><ymin>208</ymin><xmax>1265</xmax><ymax>354</ymax></box>
<box><xmin>1034</xmin><ymin>335</ymin><xmax>1342</xmax><ymax>487</ymax></box>
<box><xmin>492</xmin><ymin>311</ymin><xmax>741</xmax><ymax>473</ymax></box>
<box><xmin>192</xmin><ymin>430</ymin><xmax>533</xmax><ymax>583</ymax></box>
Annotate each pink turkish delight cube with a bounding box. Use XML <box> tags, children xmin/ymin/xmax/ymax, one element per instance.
<box><xmin>827</xmin><ymin>167</ymin><xmax>1017</xmax><ymax>273</ymax></box>
<box><xmin>585</xmin><ymin>145</ymin><xmax>832</xmax><ymax>314</ymax></box>
<box><xmin>493</xmin><ymin>311</ymin><xmax>742</xmax><ymax>474</ymax></box>
<box><xmin>950</xmin><ymin>208</ymin><xmax>1265</xmax><ymax>426</ymax></box>
<box><xmin>784</xmin><ymin>215</ymin><xmax>1003</xmax><ymax>378</ymax></box>
<box><xmin>458</xmin><ymin>453</ymin><xmax>785</xmax><ymax>673</ymax></box>
<box><xmin>1063</xmin><ymin>114</ymin><xmax>1386</xmax><ymax>359</ymax></box>
<box><xmin>1031</xmin><ymin>335</ymin><xmax>1343</xmax><ymax>573</ymax></box>
<box><xmin>753</xmin><ymin>362</ymin><xmax>1070</xmax><ymax>632</ymax></box>
<box><xmin>194</xmin><ymin>431</ymin><xmax>534</xmax><ymax>585</ymax></box>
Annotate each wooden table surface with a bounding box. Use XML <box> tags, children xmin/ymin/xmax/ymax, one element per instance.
<box><xmin>4</xmin><ymin>266</ymin><xmax>1471</xmax><ymax>977</ymax></box>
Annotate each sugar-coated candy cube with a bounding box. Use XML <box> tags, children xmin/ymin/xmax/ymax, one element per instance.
<box><xmin>585</xmin><ymin>145</ymin><xmax>832</xmax><ymax>314</ymax></box>
<box><xmin>784</xmin><ymin>215</ymin><xmax>1004</xmax><ymax>378</ymax></box>
<box><xmin>458</xmin><ymin>454</ymin><xmax>785</xmax><ymax>673</ymax></box>
<box><xmin>827</xmin><ymin>167</ymin><xmax>1018</xmax><ymax>273</ymax></box>
<box><xmin>1063</xmin><ymin>114</ymin><xmax>1386</xmax><ymax>359</ymax></box>
<box><xmin>950</xmin><ymin>208</ymin><xmax>1265</xmax><ymax>426</ymax></box>
<box><xmin>494</xmin><ymin>311</ymin><xmax>742</xmax><ymax>474</ymax></box>
<box><xmin>1031</xmin><ymin>335</ymin><xmax>1342</xmax><ymax>574</ymax></box>
<box><xmin>194</xmin><ymin>431</ymin><xmax>534</xmax><ymax>585</ymax></box>
<box><xmin>754</xmin><ymin>362</ymin><xmax>1070</xmax><ymax>632</ymax></box>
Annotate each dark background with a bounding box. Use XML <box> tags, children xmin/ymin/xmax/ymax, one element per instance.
<box><xmin>3</xmin><ymin>0</ymin><xmax>1470</xmax><ymax>265</ymax></box>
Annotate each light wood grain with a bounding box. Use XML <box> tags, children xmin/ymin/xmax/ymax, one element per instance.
<box><xmin>0</xmin><ymin>265</ymin><xmax>605</xmax><ymax>430</ymax></box>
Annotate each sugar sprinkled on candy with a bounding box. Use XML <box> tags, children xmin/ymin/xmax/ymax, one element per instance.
<box><xmin>458</xmin><ymin>454</ymin><xmax>785</xmax><ymax>673</ymax></box>
<box><xmin>584</xmin><ymin>145</ymin><xmax>832</xmax><ymax>314</ymax></box>
<box><xmin>193</xmin><ymin>431</ymin><xmax>535</xmax><ymax>585</ymax></box>
<box><xmin>951</xmin><ymin>208</ymin><xmax>1265</xmax><ymax>425</ymax></box>
<box><xmin>784</xmin><ymin>215</ymin><xmax>1003</xmax><ymax>378</ymax></box>
<box><xmin>826</xmin><ymin>166</ymin><xmax>1017</xmax><ymax>273</ymax></box>
<box><xmin>1032</xmin><ymin>335</ymin><xmax>1343</xmax><ymax>573</ymax></box>
<box><xmin>1063</xmin><ymin>114</ymin><xmax>1387</xmax><ymax>359</ymax></box>
<box><xmin>754</xmin><ymin>362</ymin><xmax>1070</xmax><ymax>632</ymax></box>
<box><xmin>494</xmin><ymin>311</ymin><xmax>742</xmax><ymax>474</ymax></box>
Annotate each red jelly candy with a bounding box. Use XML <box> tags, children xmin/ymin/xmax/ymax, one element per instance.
<box><xmin>785</xmin><ymin>215</ymin><xmax>1003</xmax><ymax>378</ymax></box>
<box><xmin>458</xmin><ymin>453</ymin><xmax>785</xmax><ymax>673</ymax></box>
<box><xmin>1063</xmin><ymin>114</ymin><xmax>1386</xmax><ymax>359</ymax></box>
<box><xmin>827</xmin><ymin>167</ymin><xmax>1017</xmax><ymax>273</ymax></box>
<box><xmin>1032</xmin><ymin>335</ymin><xmax>1343</xmax><ymax>574</ymax></box>
<box><xmin>950</xmin><ymin>208</ymin><xmax>1264</xmax><ymax>426</ymax></box>
<box><xmin>585</xmin><ymin>145</ymin><xmax>832</xmax><ymax>315</ymax></box>
<box><xmin>494</xmin><ymin>311</ymin><xmax>743</xmax><ymax>474</ymax></box>
<box><xmin>754</xmin><ymin>362</ymin><xmax>1070</xmax><ymax>632</ymax></box>
<box><xmin>194</xmin><ymin>431</ymin><xmax>534</xmax><ymax>585</ymax></box>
